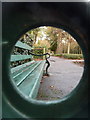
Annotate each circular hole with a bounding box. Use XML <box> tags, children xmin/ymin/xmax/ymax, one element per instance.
<box><xmin>10</xmin><ymin>26</ymin><xmax>84</xmax><ymax>102</ymax></box>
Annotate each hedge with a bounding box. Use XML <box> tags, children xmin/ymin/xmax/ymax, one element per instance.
<box><xmin>53</xmin><ymin>54</ymin><xmax>83</xmax><ymax>59</ymax></box>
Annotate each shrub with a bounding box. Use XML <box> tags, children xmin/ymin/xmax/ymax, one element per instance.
<box><xmin>52</xmin><ymin>54</ymin><xmax>63</xmax><ymax>57</ymax></box>
<box><xmin>53</xmin><ymin>54</ymin><xmax>83</xmax><ymax>59</ymax></box>
<box><xmin>63</xmin><ymin>54</ymin><xmax>83</xmax><ymax>59</ymax></box>
<box><xmin>32</xmin><ymin>47</ymin><xmax>44</xmax><ymax>59</ymax></box>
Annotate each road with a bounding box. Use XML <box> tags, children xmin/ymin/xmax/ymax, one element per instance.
<box><xmin>37</xmin><ymin>56</ymin><xmax>84</xmax><ymax>100</ymax></box>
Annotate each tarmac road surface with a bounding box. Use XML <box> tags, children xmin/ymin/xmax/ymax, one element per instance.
<box><xmin>37</xmin><ymin>56</ymin><xmax>84</xmax><ymax>101</ymax></box>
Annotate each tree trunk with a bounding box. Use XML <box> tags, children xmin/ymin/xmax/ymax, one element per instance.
<box><xmin>43</xmin><ymin>47</ymin><xmax>46</xmax><ymax>59</ymax></box>
<box><xmin>67</xmin><ymin>42</ymin><xmax>70</xmax><ymax>54</ymax></box>
<box><xmin>24</xmin><ymin>34</ymin><xmax>26</xmax><ymax>41</ymax></box>
<box><xmin>56</xmin><ymin>32</ymin><xmax>62</xmax><ymax>54</ymax></box>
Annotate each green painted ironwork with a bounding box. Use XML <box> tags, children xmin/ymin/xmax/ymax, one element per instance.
<box><xmin>15</xmin><ymin>41</ymin><xmax>32</xmax><ymax>50</ymax></box>
<box><xmin>10</xmin><ymin>55</ymin><xmax>33</xmax><ymax>62</ymax></box>
<box><xmin>29</xmin><ymin>60</ymin><xmax>46</xmax><ymax>98</ymax></box>
<box><xmin>17</xmin><ymin>60</ymin><xmax>46</xmax><ymax>97</ymax></box>
<box><xmin>11</xmin><ymin>60</ymin><xmax>35</xmax><ymax>73</ymax></box>
<box><xmin>10</xmin><ymin>28</ymin><xmax>50</xmax><ymax>100</ymax></box>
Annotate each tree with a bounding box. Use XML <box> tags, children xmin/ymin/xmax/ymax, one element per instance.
<box><xmin>44</xmin><ymin>27</ymin><xmax>61</xmax><ymax>53</ymax></box>
<box><xmin>18</xmin><ymin>26</ymin><xmax>82</xmax><ymax>55</ymax></box>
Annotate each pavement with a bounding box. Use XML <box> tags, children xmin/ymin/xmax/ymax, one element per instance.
<box><xmin>37</xmin><ymin>56</ymin><xmax>84</xmax><ymax>101</ymax></box>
